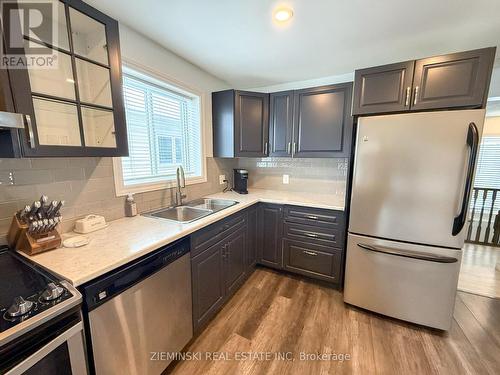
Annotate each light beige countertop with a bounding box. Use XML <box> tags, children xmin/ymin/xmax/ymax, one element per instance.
<box><xmin>20</xmin><ymin>188</ymin><xmax>344</xmax><ymax>287</ymax></box>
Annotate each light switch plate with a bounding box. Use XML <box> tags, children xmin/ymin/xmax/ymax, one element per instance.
<box><xmin>283</xmin><ymin>174</ymin><xmax>289</xmax><ymax>184</ymax></box>
<box><xmin>219</xmin><ymin>175</ymin><xmax>226</xmax><ymax>185</ymax></box>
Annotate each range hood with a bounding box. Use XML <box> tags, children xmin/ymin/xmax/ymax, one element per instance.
<box><xmin>0</xmin><ymin>111</ymin><xmax>25</xmax><ymax>129</ymax></box>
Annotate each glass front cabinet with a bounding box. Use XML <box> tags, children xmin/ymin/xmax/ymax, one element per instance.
<box><xmin>0</xmin><ymin>0</ymin><xmax>128</xmax><ymax>157</ymax></box>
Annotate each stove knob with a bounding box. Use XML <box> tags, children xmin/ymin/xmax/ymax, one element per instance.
<box><xmin>41</xmin><ymin>283</ymin><xmax>65</xmax><ymax>301</ymax></box>
<box><xmin>7</xmin><ymin>296</ymin><xmax>34</xmax><ymax>317</ymax></box>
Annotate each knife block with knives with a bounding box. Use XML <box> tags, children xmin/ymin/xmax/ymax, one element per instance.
<box><xmin>7</xmin><ymin>196</ymin><xmax>64</xmax><ymax>255</ymax></box>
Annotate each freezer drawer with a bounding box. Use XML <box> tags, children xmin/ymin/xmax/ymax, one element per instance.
<box><xmin>344</xmin><ymin>233</ymin><xmax>461</xmax><ymax>330</ymax></box>
<box><xmin>349</xmin><ymin>109</ymin><xmax>485</xmax><ymax>249</ymax></box>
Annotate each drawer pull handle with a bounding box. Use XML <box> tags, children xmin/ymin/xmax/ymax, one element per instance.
<box><xmin>357</xmin><ymin>243</ymin><xmax>457</xmax><ymax>263</ymax></box>
<box><xmin>306</xmin><ymin>215</ymin><xmax>318</xmax><ymax>220</ymax></box>
<box><xmin>303</xmin><ymin>250</ymin><xmax>318</xmax><ymax>256</ymax></box>
<box><xmin>25</xmin><ymin>115</ymin><xmax>36</xmax><ymax>148</ymax></box>
<box><xmin>305</xmin><ymin>233</ymin><xmax>318</xmax><ymax>238</ymax></box>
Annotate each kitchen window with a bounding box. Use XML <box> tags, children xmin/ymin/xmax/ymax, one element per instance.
<box><xmin>475</xmin><ymin>135</ymin><xmax>500</xmax><ymax>189</ymax></box>
<box><xmin>113</xmin><ymin>66</ymin><xmax>204</xmax><ymax>195</ymax></box>
<box><xmin>469</xmin><ymin>101</ymin><xmax>500</xmax><ymax>215</ymax></box>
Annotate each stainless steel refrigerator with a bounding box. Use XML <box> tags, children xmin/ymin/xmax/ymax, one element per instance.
<box><xmin>344</xmin><ymin>109</ymin><xmax>485</xmax><ymax>330</ymax></box>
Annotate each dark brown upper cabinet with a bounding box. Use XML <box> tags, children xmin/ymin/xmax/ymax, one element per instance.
<box><xmin>352</xmin><ymin>47</ymin><xmax>496</xmax><ymax>116</ymax></box>
<box><xmin>267</xmin><ymin>83</ymin><xmax>353</xmax><ymax>158</ymax></box>
<box><xmin>293</xmin><ymin>83</ymin><xmax>353</xmax><ymax>158</ymax></box>
<box><xmin>352</xmin><ymin>61</ymin><xmax>414</xmax><ymax>115</ymax></box>
<box><xmin>215</xmin><ymin>84</ymin><xmax>353</xmax><ymax>159</ymax></box>
<box><xmin>212</xmin><ymin>90</ymin><xmax>269</xmax><ymax>158</ymax></box>
<box><xmin>411</xmin><ymin>48</ymin><xmax>495</xmax><ymax>111</ymax></box>
<box><xmin>0</xmin><ymin>0</ymin><xmax>127</xmax><ymax>158</ymax></box>
<box><xmin>269</xmin><ymin>90</ymin><xmax>294</xmax><ymax>156</ymax></box>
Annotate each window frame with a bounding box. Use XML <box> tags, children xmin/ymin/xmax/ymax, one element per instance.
<box><xmin>113</xmin><ymin>61</ymin><xmax>207</xmax><ymax>196</ymax></box>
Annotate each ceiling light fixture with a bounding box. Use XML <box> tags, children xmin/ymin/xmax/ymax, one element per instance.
<box><xmin>273</xmin><ymin>7</ymin><xmax>293</xmax><ymax>22</ymax></box>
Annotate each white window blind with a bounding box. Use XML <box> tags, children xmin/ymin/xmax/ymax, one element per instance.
<box><xmin>119</xmin><ymin>69</ymin><xmax>202</xmax><ymax>189</ymax></box>
<box><xmin>474</xmin><ymin>136</ymin><xmax>500</xmax><ymax>189</ymax></box>
<box><xmin>470</xmin><ymin>135</ymin><xmax>500</xmax><ymax>217</ymax></box>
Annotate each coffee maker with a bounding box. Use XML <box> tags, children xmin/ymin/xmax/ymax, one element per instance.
<box><xmin>233</xmin><ymin>169</ymin><xmax>248</xmax><ymax>194</ymax></box>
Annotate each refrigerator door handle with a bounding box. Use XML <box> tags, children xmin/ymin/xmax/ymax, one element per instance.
<box><xmin>452</xmin><ymin>122</ymin><xmax>479</xmax><ymax>236</ymax></box>
<box><xmin>357</xmin><ymin>243</ymin><xmax>458</xmax><ymax>263</ymax></box>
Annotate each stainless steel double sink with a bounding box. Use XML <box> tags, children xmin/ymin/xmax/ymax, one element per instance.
<box><xmin>143</xmin><ymin>198</ymin><xmax>238</xmax><ymax>223</ymax></box>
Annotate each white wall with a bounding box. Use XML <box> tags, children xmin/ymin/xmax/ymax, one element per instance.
<box><xmin>484</xmin><ymin>116</ymin><xmax>500</xmax><ymax>136</ymax></box>
<box><xmin>248</xmin><ymin>56</ymin><xmax>500</xmax><ymax>94</ymax></box>
<box><xmin>488</xmin><ymin>62</ymin><xmax>500</xmax><ymax>98</ymax></box>
<box><xmin>245</xmin><ymin>72</ymin><xmax>354</xmax><ymax>92</ymax></box>
<box><xmin>117</xmin><ymin>24</ymin><xmax>230</xmax><ymax>156</ymax></box>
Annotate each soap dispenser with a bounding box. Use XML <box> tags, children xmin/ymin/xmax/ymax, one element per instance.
<box><xmin>125</xmin><ymin>193</ymin><xmax>138</xmax><ymax>217</ymax></box>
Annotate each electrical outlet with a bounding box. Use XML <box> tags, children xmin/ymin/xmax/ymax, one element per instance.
<box><xmin>282</xmin><ymin>174</ymin><xmax>289</xmax><ymax>184</ymax></box>
<box><xmin>219</xmin><ymin>174</ymin><xmax>226</xmax><ymax>185</ymax></box>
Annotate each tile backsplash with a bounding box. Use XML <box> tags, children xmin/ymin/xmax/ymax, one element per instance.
<box><xmin>235</xmin><ymin>157</ymin><xmax>348</xmax><ymax>195</ymax></box>
<box><xmin>0</xmin><ymin>157</ymin><xmax>236</xmax><ymax>244</ymax></box>
<box><xmin>0</xmin><ymin>156</ymin><xmax>347</xmax><ymax>245</ymax></box>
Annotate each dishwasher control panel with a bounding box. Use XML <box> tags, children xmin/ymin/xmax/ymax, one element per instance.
<box><xmin>81</xmin><ymin>238</ymin><xmax>190</xmax><ymax>310</ymax></box>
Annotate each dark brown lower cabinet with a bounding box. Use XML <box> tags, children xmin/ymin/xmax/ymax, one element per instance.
<box><xmin>257</xmin><ymin>203</ymin><xmax>283</xmax><ymax>269</ymax></box>
<box><xmin>191</xmin><ymin>241</ymin><xmax>225</xmax><ymax>331</ymax></box>
<box><xmin>192</xmin><ymin>204</ymin><xmax>346</xmax><ymax>333</ymax></box>
<box><xmin>283</xmin><ymin>239</ymin><xmax>342</xmax><ymax>283</ymax></box>
<box><xmin>191</xmin><ymin>211</ymin><xmax>250</xmax><ymax>332</ymax></box>
<box><xmin>224</xmin><ymin>227</ymin><xmax>247</xmax><ymax>297</ymax></box>
<box><xmin>281</xmin><ymin>205</ymin><xmax>345</xmax><ymax>287</ymax></box>
<box><xmin>246</xmin><ymin>206</ymin><xmax>258</xmax><ymax>269</ymax></box>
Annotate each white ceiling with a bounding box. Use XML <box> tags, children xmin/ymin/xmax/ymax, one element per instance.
<box><xmin>87</xmin><ymin>0</ymin><xmax>500</xmax><ymax>88</ymax></box>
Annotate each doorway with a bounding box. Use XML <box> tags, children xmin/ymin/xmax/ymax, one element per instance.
<box><xmin>459</xmin><ymin>82</ymin><xmax>500</xmax><ymax>298</ymax></box>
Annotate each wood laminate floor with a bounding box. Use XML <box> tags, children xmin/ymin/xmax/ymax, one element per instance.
<box><xmin>458</xmin><ymin>243</ymin><xmax>500</xmax><ymax>298</ymax></box>
<box><xmin>169</xmin><ymin>267</ymin><xmax>500</xmax><ymax>375</ymax></box>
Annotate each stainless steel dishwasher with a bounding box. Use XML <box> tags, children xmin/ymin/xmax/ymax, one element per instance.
<box><xmin>81</xmin><ymin>238</ymin><xmax>192</xmax><ymax>375</ymax></box>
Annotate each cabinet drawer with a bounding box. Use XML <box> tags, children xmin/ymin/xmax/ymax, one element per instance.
<box><xmin>191</xmin><ymin>212</ymin><xmax>246</xmax><ymax>257</ymax></box>
<box><xmin>283</xmin><ymin>239</ymin><xmax>342</xmax><ymax>283</ymax></box>
<box><xmin>284</xmin><ymin>222</ymin><xmax>344</xmax><ymax>249</ymax></box>
<box><xmin>284</xmin><ymin>205</ymin><xmax>343</xmax><ymax>229</ymax></box>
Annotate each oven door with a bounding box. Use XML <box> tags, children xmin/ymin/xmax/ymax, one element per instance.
<box><xmin>5</xmin><ymin>321</ymin><xmax>87</xmax><ymax>375</ymax></box>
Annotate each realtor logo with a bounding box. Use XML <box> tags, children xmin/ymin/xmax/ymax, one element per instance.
<box><xmin>0</xmin><ymin>0</ymin><xmax>58</xmax><ymax>69</ymax></box>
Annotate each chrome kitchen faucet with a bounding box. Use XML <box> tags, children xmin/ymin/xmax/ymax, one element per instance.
<box><xmin>175</xmin><ymin>166</ymin><xmax>187</xmax><ymax>206</ymax></box>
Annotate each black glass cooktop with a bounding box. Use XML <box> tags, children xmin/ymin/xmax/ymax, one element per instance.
<box><xmin>0</xmin><ymin>246</ymin><xmax>72</xmax><ymax>333</ymax></box>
